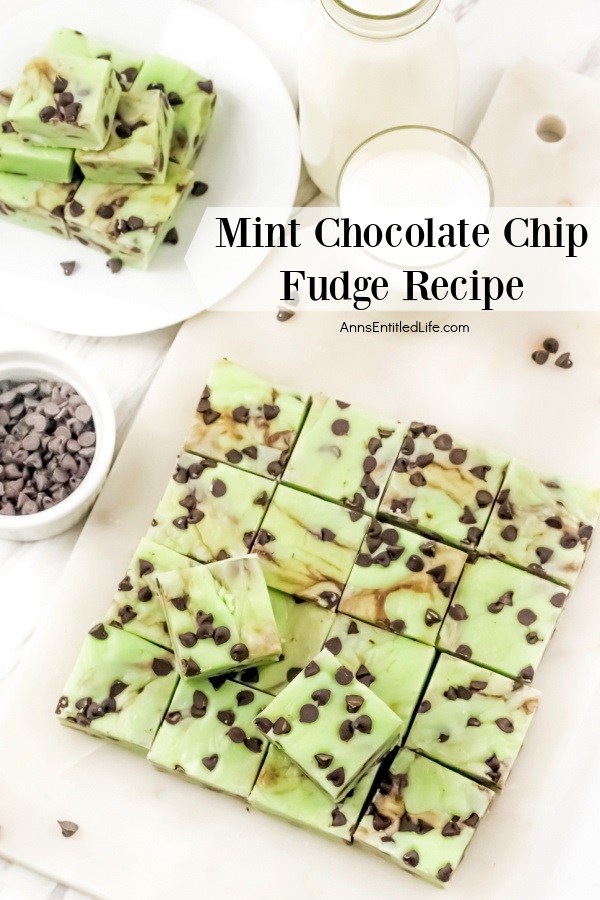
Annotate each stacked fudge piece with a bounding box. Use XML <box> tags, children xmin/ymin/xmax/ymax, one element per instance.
<box><xmin>0</xmin><ymin>28</ymin><xmax>215</xmax><ymax>268</ymax></box>
<box><xmin>56</xmin><ymin>358</ymin><xmax>600</xmax><ymax>888</ymax></box>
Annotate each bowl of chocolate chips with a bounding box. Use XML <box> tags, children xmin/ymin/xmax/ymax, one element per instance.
<box><xmin>0</xmin><ymin>348</ymin><xmax>115</xmax><ymax>541</ymax></box>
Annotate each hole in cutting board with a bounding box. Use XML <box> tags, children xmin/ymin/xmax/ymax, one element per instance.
<box><xmin>536</xmin><ymin>115</ymin><xmax>566</xmax><ymax>143</ymax></box>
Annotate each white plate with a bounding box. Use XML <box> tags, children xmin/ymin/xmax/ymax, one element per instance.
<box><xmin>0</xmin><ymin>268</ymin><xmax>599</xmax><ymax>897</ymax></box>
<box><xmin>0</xmin><ymin>0</ymin><xmax>300</xmax><ymax>336</ymax></box>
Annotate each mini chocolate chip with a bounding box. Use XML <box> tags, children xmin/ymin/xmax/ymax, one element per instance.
<box><xmin>255</xmin><ymin>717</ymin><xmax>273</xmax><ymax>733</ymax></box>
<box><xmin>245</xmin><ymin>737</ymin><xmax>263</xmax><ymax>753</ymax></box>
<box><xmin>424</xmin><ymin>609</ymin><xmax>441</xmax><ymax>626</ymax></box>
<box><xmin>354</xmin><ymin>714</ymin><xmax>372</xmax><ymax>733</ymax></box>
<box><xmin>501</xmin><ymin>525</ymin><xmax>518</xmax><ymax>542</ymax></box>
<box><xmin>182</xmin><ymin>659</ymin><xmax>200</xmax><ymax>677</ymax></box>
<box><xmin>517</xmin><ymin>608</ymin><xmax>537</xmax><ymax>626</ymax></box>
<box><xmin>332</xmin><ymin>418</ymin><xmax>349</xmax><ymax>436</ymax></box>
<box><xmin>406</xmin><ymin>554</ymin><xmax>424</xmax><ymax>572</ymax></box>
<box><xmin>331</xmin><ymin>808</ymin><xmax>347</xmax><ymax>827</ymax></box>
<box><xmin>326</xmin><ymin>767</ymin><xmax>345</xmax><ymax>787</ymax></box>
<box><xmin>442</xmin><ymin>821</ymin><xmax>462</xmax><ymax>837</ymax></box>
<box><xmin>230</xmin><ymin>642</ymin><xmax>249</xmax><ymax>662</ymax></box>
<box><xmin>60</xmin><ymin>260</ymin><xmax>76</xmax><ymax>276</ymax></box>
<box><xmin>213</xmin><ymin>626</ymin><xmax>231</xmax><ymax>645</ymax></box>
<box><xmin>304</xmin><ymin>661</ymin><xmax>320</xmax><ymax>677</ymax></box>
<box><xmin>467</xmin><ymin>717</ymin><xmax>481</xmax><ymax>727</ymax></box>
<box><xmin>418</xmin><ymin>700</ymin><xmax>431</xmax><ymax>714</ymax></box>
<box><xmin>89</xmin><ymin>623</ymin><xmax>108</xmax><ymax>640</ymax></box>
<box><xmin>339</xmin><ymin>719</ymin><xmax>354</xmax><ymax>741</ymax></box>
<box><xmin>496</xmin><ymin>717</ymin><xmax>514</xmax><ymax>733</ymax></box>
<box><xmin>520</xmin><ymin>665</ymin><xmax>535</xmax><ymax>681</ymax></box>
<box><xmin>286</xmin><ymin>667</ymin><xmax>302</xmax><ymax>683</ymax></box>
<box><xmin>107</xmin><ymin>258</ymin><xmax>123</xmax><ymax>274</ymax></box>
<box><xmin>324</xmin><ymin>636</ymin><xmax>342</xmax><ymax>655</ymax></box>
<box><xmin>263</xmin><ymin>403</ymin><xmax>280</xmax><ymax>420</ymax></box>
<box><xmin>273</xmin><ymin>717</ymin><xmax>291</xmax><ymax>735</ymax></box>
<box><xmin>403</xmin><ymin>850</ymin><xmax>420</xmax><ymax>867</ymax></box>
<box><xmin>152</xmin><ymin>657</ymin><xmax>173</xmax><ymax>676</ymax></box>
<box><xmin>315</xmin><ymin>753</ymin><xmax>333</xmax><ymax>769</ymax></box>
<box><xmin>449</xmin><ymin>604</ymin><xmax>468</xmax><ymax>621</ymax></box>
<box><xmin>356</xmin><ymin>664</ymin><xmax>374</xmax><ymax>686</ymax></box>
<box><xmin>163</xmin><ymin>227</ymin><xmax>179</xmax><ymax>245</ymax></box>
<box><xmin>179</xmin><ymin>632</ymin><xmax>197</xmax><ymax>648</ymax></box>
<box><xmin>437</xmin><ymin>865</ymin><xmax>453</xmax><ymax>883</ymax></box>
<box><xmin>438</xmin><ymin>733</ymin><xmax>450</xmax><ymax>743</ymax></box>
<box><xmin>192</xmin><ymin>180</ymin><xmax>209</xmax><ymax>196</ymax></box>
<box><xmin>312</xmin><ymin>688</ymin><xmax>331</xmax><ymax>706</ymax></box>
<box><xmin>449</xmin><ymin>448</ymin><xmax>467</xmax><ymax>465</ymax></box>
<box><xmin>58</xmin><ymin>820</ymin><xmax>78</xmax><ymax>838</ymax></box>
<box><xmin>236</xmin><ymin>690</ymin><xmax>254</xmax><ymax>707</ymax></box>
<box><xmin>560</xmin><ymin>533</ymin><xmax>579</xmax><ymax>549</ymax></box>
<box><xmin>335</xmin><ymin>666</ymin><xmax>353</xmax><ymax>685</ymax></box>
<box><xmin>543</xmin><ymin>337</ymin><xmax>559</xmax><ymax>353</ymax></box>
<box><xmin>532</xmin><ymin>349</ymin><xmax>549</xmax><ymax>365</ymax></box>
<box><xmin>555</xmin><ymin>352</ymin><xmax>573</xmax><ymax>369</ymax></box>
<box><xmin>202</xmin><ymin>754</ymin><xmax>218</xmax><ymax>770</ymax></box>
<box><xmin>550</xmin><ymin>592</ymin><xmax>566</xmax><ymax>608</ymax></box>
<box><xmin>227</xmin><ymin>726</ymin><xmax>247</xmax><ymax>744</ymax></box>
<box><xmin>456</xmin><ymin>644</ymin><xmax>472</xmax><ymax>659</ymax></box>
<box><xmin>300</xmin><ymin>703</ymin><xmax>319</xmax><ymax>723</ymax></box>
<box><xmin>464</xmin><ymin>813</ymin><xmax>480</xmax><ymax>828</ymax></box>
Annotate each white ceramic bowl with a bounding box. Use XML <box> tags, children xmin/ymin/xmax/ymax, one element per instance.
<box><xmin>0</xmin><ymin>348</ymin><xmax>116</xmax><ymax>541</ymax></box>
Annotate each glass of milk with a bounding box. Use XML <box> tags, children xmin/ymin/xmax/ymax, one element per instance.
<box><xmin>337</xmin><ymin>126</ymin><xmax>493</xmax><ymax>268</ymax></box>
<box><xmin>299</xmin><ymin>0</ymin><xmax>459</xmax><ymax>198</ymax></box>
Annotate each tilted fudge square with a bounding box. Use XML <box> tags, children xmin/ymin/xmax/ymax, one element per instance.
<box><xmin>8</xmin><ymin>56</ymin><xmax>121</xmax><ymax>150</ymax></box>
<box><xmin>284</xmin><ymin>393</ymin><xmax>404</xmax><ymax>514</ymax></box>
<box><xmin>479</xmin><ymin>459</ymin><xmax>600</xmax><ymax>588</ymax></box>
<box><xmin>233</xmin><ymin>589</ymin><xmax>334</xmax><ymax>695</ymax></box>
<box><xmin>0</xmin><ymin>89</ymin><xmax>74</xmax><ymax>182</ymax></box>
<box><xmin>252</xmin><ymin>484</ymin><xmax>369</xmax><ymax>608</ymax></box>
<box><xmin>355</xmin><ymin>748</ymin><xmax>494</xmax><ymax>887</ymax></box>
<box><xmin>0</xmin><ymin>171</ymin><xmax>77</xmax><ymax>237</ymax></box>
<box><xmin>148</xmin><ymin>452</ymin><xmax>273</xmax><ymax>563</ymax></box>
<box><xmin>407</xmin><ymin>653</ymin><xmax>540</xmax><ymax>789</ymax></box>
<box><xmin>338</xmin><ymin>521</ymin><xmax>467</xmax><ymax>645</ymax></box>
<box><xmin>63</xmin><ymin>162</ymin><xmax>194</xmax><ymax>269</ymax></box>
<box><xmin>148</xmin><ymin>677</ymin><xmax>270</xmax><ymax>799</ymax></box>
<box><xmin>152</xmin><ymin>556</ymin><xmax>281</xmax><ymax>679</ymax></box>
<box><xmin>256</xmin><ymin>648</ymin><xmax>403</xmax><ymax>802</ymax></box>
<box><xmin>437</xmin><ymin>556</ymin><xmax>568</xmax><ymax>682</ymax></box>
<box><xmin>105</xmin><ymin>537</ymin><xmax>198</xmax><ymax>649</ymax></box>
<box><xmin>75</xmin><ymin>90</ymin><xmax>174</xmax><ymax>184</ymax></box>
<box><xmin>324</xmin><ymin>614</ymin><xmax>435</xmax><ymax>736</ymax></box>
<box><xmin>380</xmin><ymin>422</ymin><xmax>508</xmax><ymax>548</ymax></box>
<box><xmin>132</xmin><ymin>55</ymin><xmax>216</xmax><ymax>167</ymax></box>
<box><xmin>55</xmin><ymin>624</ymin><xmax>177</xmax><ymax>752</ymax></box>
<box><xmin>48</xmin><ymin>28</ymin><xmax>143</xmax><ymax>92</ymax></box>
<box><xmin>250</xmin><ymin>745</ymin><xmax>376</xmax><ymax>843</ymax></box>
<box><xmin>184</xmin><ymin>358</ymin><xmax>310</xmax><ymax>479</ymax></box>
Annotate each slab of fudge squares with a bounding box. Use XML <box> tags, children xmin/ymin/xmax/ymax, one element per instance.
<box><xmin>184</xmin><ymin>358</ymin><xmax>310</xmax><ymax>479</ymax></box>
<box><xmin>407</xmin><ymin>653</ymin><xmax>540</xmax><ymax>789</ymax></box>
<box><xmin>151</xmin><ymin>555</ymin><xmax>281</xmax><ymax>679</ymax></box>
<box><xmin>105</xmin><ymin>537</ymin><xmax>198</xmax><ymax>649</ymax></box>
<box><xmin>252</xmin><ymin>484</ymin><xmax>369</xmax><ymax>608</ymax></box>
<box><xmin>479</xmin><ymin>459</ymin><xmax>600</xmax><ymax>588</ymax></box>
<box><xmin>339</xmin><ymin>520</ymin><xmax>467</xmax><ymax>644</ymax></box>
<box><xmin>131</xmin><ymin>54</ymin><xmax>216</xmax><ymax>167</ymax></box>
<box><xmin>250</xmin><ymin>745</ymin><xmax>377</xmax><ymax>843</ymax></box>
<box><xmin>256</xmin><ymin>648</ymin><xmax>403</xmax><ymax>802</ymax></box>
<box><xmin>380</xmin><ymin>421</ymin><xmax>509</xmax><ymax>548</ymax></box>
<box><xmin>0</xmin><ymin>90</ymin><xmax>75</xmax><ymax>182</ymax></box>
<box><xmin>0</xmin><ymin>171</ymin><xmax>78</xmax><ymax>237</ymax></box>
<box><xmin>355</xmin><ymin>748</ymin><xmax>494</xmax><ymax>887</ymax></box>
<box><xmin>284</xmin><ymin>393</ymin><xmax>404</xmax><ymax>515</ymax></box>
<box><xmin>148</xmin><ymin>452</ymin><xmax>273</xmax><ymax>563</ymax></box>
<box><xmin>324</xmin><ymin>614</ymin><xmax>435</xmax><ymax>736</ymax></box>
<box><xmin>148</xmin><ymin>677</ymin><xmax>270</xmax><ymax>799</ymax></box>
<box><xmin>56</xmin><ymin>624</ymin><xmax>177</xmax><ymax>752</ymax></box>
<box><xmin>47</xmin><ymin>28</ymin><xmax>143</xmax><ymax>93</ymax></box>
<box><xmin>232</xmin><ymin>589</ymin><xmax>335</xmax><ymax>695</ymax></box>
<box><xmin>438</xmin><ymin>556</ymin><xmax>568</xmax><ymax>682</ymax></box>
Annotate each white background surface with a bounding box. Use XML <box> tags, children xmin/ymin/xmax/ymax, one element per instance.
<box><xmin>0</xmin><ymin>1</ymin><xmax>599</xmax><ymax>898</ymax></box>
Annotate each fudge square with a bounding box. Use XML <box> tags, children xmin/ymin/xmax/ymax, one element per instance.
<box><xmin>152</xmin><ymin>556</ymin><xmax>281</xmax><ymax>679</ymax></box>
<box><xmin>105</xmin><ymin>537</ymin><xmax>198</xmax><ymax>649</ymax></box>
<box><xmin>256</xmin><ymin>648</ymin><xmax>403</xmax><ymax>802</ymax></box>
<box><xmin>184</xmin><ymin>358</ymin><xmax>310</xmax><ymax>479</ymax></box>
<box><xmin>48</xmin><ymin>27</ymin><xmax>143</xmax><ymax>92</ymax></box>
<box><xmin>355</xmin><ymin>748</ymin><xmax>494</xmax><ymax>887</ymax></box>
<box><xmin>0</xmin><ymin>90</ymin><xmax>74</xmax><ymax>182</ymax></box>
<box><xmin>284</xmin><ymin>393</ymin><xmax>404</xmax><ymax>515</ymax></box>
<box><xmin>148</xmin><ymin>452</ymin><xmax>273</xmax><ymax>563</ymax></box>
<box><xmin>338</xmin><ymin>520</ymin><xmax>467</xmax><ymax>645</ymax></box>
<box><xmin>0</xmin><ymin>171</ymin><xmax>77</xmax><ymax>237</ymax></box>
<box><xmin>148</xmin><ymin>677</ymin><xmax>270</xmax><ymax>799</ymax></box>
<box><xmin>252</xmin><ymin>484</ymin><xmax>369</xmax><ymax>608</ymax></box>
<box><xmin>479</xmin><ymin>459</ymin><xmax>600</xmax><ymax>588</ymax></box>
<box><xmin>407</xmin><ymin>653</ymin><xmax>540</xmax><ymax>789</ymax></box>
<box><xmin>8</xmin><ymin>56</ymin><xmax>121</xmax><ymax>150</ymax></box>
<box><xmin>75</xmin><ymin>90</ymin><xmax>174</xmax><ymax>185</ymax></box>
<box><xmin>324</xmin><ymin>614</ymin><xmax>435</xmax><ymax>735</ymax></box>
<box><xmin>438</xmin><ymin>556</ymin><xmax>568</xmax><ymax>682</ymax></box>
<box><xmin>379</xmin><ymin>421</ymin><xmax>509</xmax><ymax>548</ymax></box>
<box><xmin>55</xmin><ymin>624</ymin><xmax>177</xmax><ymax>752</ymax></box>
<box><xmin>250</xmin><ymin>745</ymin><xmax>377</xmax><ymax>843</ymax></box>
<box><xmin>233</xmin><ymin>589</ymin><xmax>334</xmax><ymax>695</ymax></box>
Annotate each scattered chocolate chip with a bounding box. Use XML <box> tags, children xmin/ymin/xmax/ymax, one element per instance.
<box><xmin>60</xmin><ymin>260</ymin><xmax>76</xmax><ymax>276</ymax></box>
<box><xmin>89</xmin><ymin>623</ymin><xmax>108</xmax><ymax>640</ymax></box>
<box><xmin>106</xmin><ymin>258</ymin><xmax>123</xmax><ymax>274</ymax></box>
<box><xmin>543</xmin><ymin>337</ymin><xmax>559</xmax><ymax>353</ymax></box>
<box><xmin>532</xmin><ymin>349</ymin><xmax>549</xmax><ymax>366</ymax></box>
<box><xmin>58</xmin><ymin>820</ymin><xmax>78</xmax><ymax>838</ymax></box>
<box><xmin>192</xmin><ymin>180</ymin><xmax>209</xmax><ymax>196</ymax></box>
<box><xmin>555</xmin><ymin>352</ymin><xmax>573</xmax><ymax>369</ymax></box>
<box><xmin>163</xmin><ymin>227</ymin><xmax>179</xmax><ymax>245</ymax></box>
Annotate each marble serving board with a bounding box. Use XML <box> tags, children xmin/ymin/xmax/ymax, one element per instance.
<box><xmin>0</xmin><ymin>295</ymin><xmax>600</xmax><ymax>899</ymax></box>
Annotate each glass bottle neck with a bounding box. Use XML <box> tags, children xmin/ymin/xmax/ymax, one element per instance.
<box><xmin>320</xmin><ymin>0</ymin><xmax>442</xmax><ymax>38</ymax></box>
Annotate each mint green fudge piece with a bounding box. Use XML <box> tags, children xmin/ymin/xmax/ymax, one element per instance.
<box><xmin>0</xmin><ymin>89</ymin><xmax>74</xmax><ymax>182</ymax></box>
<box><xmin>148</xmin><ymin>452</ymin><xmax>273</xmax><ymax>563</ymax></box>
<box><xmin>148</xmin><ymin>677</ymin><xmax>270</xmax><ymax>799</ymax></box>
<box><xmin>132</xmin><ymin>55</ymin><xmax>216</xmax><ymax>167</ymax></box>
<box><xmin>233</xmin><ymin>590</ymin><xmax>334</xmax><ymax>694</ymax></box>
<box><xmin>48</xmin><ymin>28</ymin><xmax>142</xmax><ymax>91</ymax></box>
<box><xmin>55</xmin><ymin>624</ymin><xmax>177</xmax><ymax>752</ymax></box>
<box><xmin>75</xmin><ymin>90</ymin><xmax>174</xmax><ymax>184</ymax></box>
<box><xmin>407</xmin><ymin>654</ymin><xmax>540</xmax><ymax>789</ymax></box>
<box><xmin>8</xmin><ymin>56</ymin><xmax>121</xmax><ymax>150</ymax></box>
<box><xmin>253</xmin><ymin>484</ymin><xmax>369</xmax><ymax>608</ymax></box>
<box><xmin>256</xmin><ymin>648</ymin><xmax>403</xmax><ymax>801</ymax></box>
<box><xmin>355</xmin><ymin>749</ymin><xmax>494</xmax><ymax>887</ymax></box>
<box><xmin>380</xmin><ymin>422</ymin><xmax>509</xmax><ymax>548</ymax></box>
<box><xmin>438</xmin><ymin>556</ymin><xmax>568</xmax><ymax>682</ymax></box>
<box><xmin>284</xmin><ymin>393</ymin><xmax>404</xmax><ymax>514</ymax></box>
<box><xmin>339</xmin><ymin>521</ymin><xmax>467</xmax><ymax>645</ymax></box>
<box><xmin>479</xmin><ymin>459</ymin><xmax>600</xmax><ymax>588</ymax></box>
<box><xmin>250</xmin><ymin>745</ymin><xmax>375</xmax><ymax>843</ymax></box>
<box><xmin>105</xmin><ymin>537</ymin><xmax>198</xmax><ymax>649</ymax></box>
<box><xmin>184</xmin><ymin>358</ymin><xmax>310</xmax><ymax>479</ymax></box>
<box><xmin>324</xmin><ymin>614</ymin><xmax>434</xmax><ymax>735</ymax></box>
<box><xmin>152</xmin><ymin>556</ymin><xmax>281</xmax><ymax>679</ymax></box>
<box><xmin>0</xmin><ymin>170</ymin><xmax>77</xmax><ymax>237</ymax></box>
